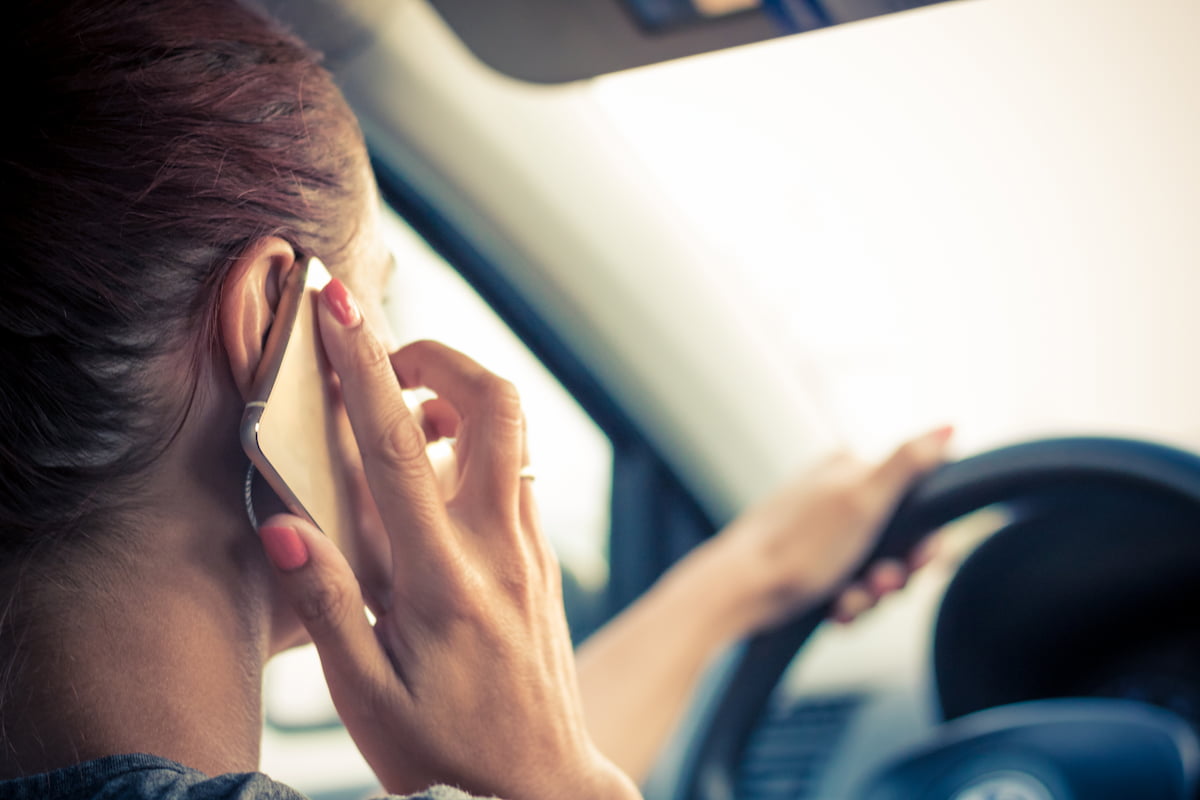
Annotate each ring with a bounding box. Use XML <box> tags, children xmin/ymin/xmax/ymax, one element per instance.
<box><xmin>518</xmin><ymin>465</ymin><xmax>536</xmax><ymax>482</ymax></box>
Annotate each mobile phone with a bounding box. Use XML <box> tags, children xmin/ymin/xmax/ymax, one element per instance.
<box><xmin>241</xmin><ymin>255</ymin><xmax>358</xmax><ymax>557</ymax></box>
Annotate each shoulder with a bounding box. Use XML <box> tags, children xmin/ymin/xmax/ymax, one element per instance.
<box><xmin>0</xmin><ymin>754</ymin><xmax>304</xmax><ymax>800</ymax></box>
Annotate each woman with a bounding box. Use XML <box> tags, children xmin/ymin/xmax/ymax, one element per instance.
<box><xmin>0</xmin><ymin>1</ymin><xmax>949</xmax><ymax>798</ymax></box>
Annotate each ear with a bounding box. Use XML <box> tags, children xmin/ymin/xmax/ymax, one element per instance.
<box><xmin>220</xmin><ymin>236</ymin><xmax>297</xmax><ymax>400</ymax></box>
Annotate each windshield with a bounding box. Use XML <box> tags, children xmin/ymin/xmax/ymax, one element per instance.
<box><xmin>587</xmin><ymin>0</ymin><xmax>1200</xmax><ymax>457</ymax></box>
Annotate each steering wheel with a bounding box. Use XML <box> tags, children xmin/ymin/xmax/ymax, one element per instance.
<box><xmin>857</xmin><ymin>697</ymin><xmax>1199</xmax><ymax>798</ymax></box>
<box><xmin>678</xmin><ymin>437</ymin><xmax>1200</xmax><ymax>800</ymax></box>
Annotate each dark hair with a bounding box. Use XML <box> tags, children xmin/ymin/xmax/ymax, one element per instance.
<box><xmin>0</xmin><ymin>0</ymin><xmax>366</xmax><ymax>556</ymax></box>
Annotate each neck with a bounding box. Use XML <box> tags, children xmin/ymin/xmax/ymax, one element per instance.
<box><xmin>0</xmin><ymin>370</ymin><xmax>281</xmax><ymax>781</ymax></box>
<box><xmin>0</xmin><ymin>516</ymin><xmax>272</xmax><ymax>781</ymax></box>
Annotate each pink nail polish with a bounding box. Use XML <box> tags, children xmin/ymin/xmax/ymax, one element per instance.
<box><xmin>932</xmin><ymin>424</ymin><xmax>955</xmax><ymax>442</ymax></box>
<box><xmin>322</xmin><ymin>279</ymin><xmax>362</xmax><ymax>328</ymax></box>
<box><xmin>260</xmin><ymin>525</ymin><xmax>310</xmax><ymax>571</ymax></box>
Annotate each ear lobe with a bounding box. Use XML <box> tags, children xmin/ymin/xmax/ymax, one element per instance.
<box><xmin>220</xmin><ymin>237</ymin><xmax>297</xmax><ymax>400</ymax></box>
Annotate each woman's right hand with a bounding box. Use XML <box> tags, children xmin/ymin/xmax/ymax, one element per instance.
<box><xmin>256</xmin><ymin>278</ymin><xmax>640</xmax><ymax>800</ymax></box>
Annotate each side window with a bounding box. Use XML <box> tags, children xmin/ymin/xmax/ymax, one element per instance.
<box><xmin>378</xmin><ymin>208</ymin><xmax>615</xmax><ymax>639</ymax></box>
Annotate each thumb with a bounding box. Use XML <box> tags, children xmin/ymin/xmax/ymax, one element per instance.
<box><xmin>873</xmin><ymin>425</ymin><xmax>954</xmax><ymax>498</ymax></box>
<box><xmin>258</xmin><ymin>514</ymin><xmax>390</xmax><ymax>698</ymax></box>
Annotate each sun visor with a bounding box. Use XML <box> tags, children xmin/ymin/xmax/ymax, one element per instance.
<box><xmin>425</xmin><ymin>0</ymin><xmax>954</xmax><ymax>83</ymax></box>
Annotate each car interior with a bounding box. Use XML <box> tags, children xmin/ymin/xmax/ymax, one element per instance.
<box><xmin>255</xmin><ymin>0</ymin><xmax>1200</xmax><ymax>798</ymax></box>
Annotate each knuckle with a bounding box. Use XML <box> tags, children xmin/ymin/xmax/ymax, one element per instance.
<box><xmin>478</xmin><ymin>375</ymin><xmax>523</xmax><ymax>423</ymax></box>
<box><xmin>823</xmin><ymin>450</ymin><xmax>858</xmax><ymax>470</ymax></box>
<box><xmin>369</xmin><ymin>414</ymin><xmax>429</xmax><ymax>472</ymax></box>
<box><xmin>484</xmin><ymin>545</ymin><xmax>545</xmax><ymax>610</ymax></box>
<box><xmin>405</xmin><ymin>338</ymin><xmax>440</xmax><ymax>355</ymax></box>
<box><xmin>894</xmin><ymin>440</ymin><xmax>923</xmax><ymax>470</ymax></box>
<box><xmin>348</xmin><ymin>324</ymin><xmax>393</xmax><ymax>377</ymax></box>
<box><xmin>297</xmin><ymin>579</ymin><xmax>354</xmax><ymax>632</ymax></box>
<box><xmin>437</xmin><ymin>576</ymin><xmax>493</xmax><ymax>629</ymax></box>
<box><xmin>816</xmin><ymin>451</ymin><xmax>867</xmax><ymax>485</ymax></box>
<box><xmin>829</xmin><ymin>479</ymin><xmax>874</xmax><ymax>521</ymax></box>
<box><xmin>393</xmin><ymin>339</ymin><xmax>438</xmax><ymax>379</ymax></box>
<box><xmin>882</xmin><ymin>440</ymin><xmax>930</xmax><ymax>482</ymax></box>
<box><xmin>497</xmin><ymin>567</ymin><xmax>534</xmax><ymax>604</ymax></box>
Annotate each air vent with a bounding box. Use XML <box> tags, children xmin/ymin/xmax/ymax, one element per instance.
<box><xmin>736</xmin><ymin>694</ymin><xmax>863</xmax><ymax>800</ymax></box>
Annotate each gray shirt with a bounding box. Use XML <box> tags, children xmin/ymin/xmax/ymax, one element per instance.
<box><xmin>0</xmin><ymin>754</ymin><xmax>481</xmax><ymax>800</ymax></box>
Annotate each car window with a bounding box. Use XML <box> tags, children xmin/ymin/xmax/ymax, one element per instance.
<box><xmin>380</xmin><ymin>207</ymin><xmax>613</xmax><ymax>585</ymax></box>
<box><xmin>378</xmin><ymin>207</ymin><xmax>615</xmax><ymax>636</ymax></box>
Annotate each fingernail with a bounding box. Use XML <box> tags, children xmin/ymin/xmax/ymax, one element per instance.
<box><xmin>869</xmin><ymin>560</ymin><xmax>908</xmax><ymax>595</ymax></box>
<box><xmin>260</xmin><ymin>525</ymin><xmax>310</xmax><ymax>571</ymax></box>
<box><xmin>931</xmin><ymin>424</ymin><xmax>955</xmax><ymax>443</ymax></box>
<box><xmin>322</xmin><ymin>279</ymin><xmax>362</xmax><ymax>328</ymax></box>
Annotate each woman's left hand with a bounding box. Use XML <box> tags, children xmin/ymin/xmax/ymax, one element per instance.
<box><xmin>701</xmin><ymin>426</ymin><xmax>953</xmax><ymax>636</ymax></box>
<box><xmin>575</xmin><ymin>427</ymin><xmax>952</xmax><ymax>782</ymax></box>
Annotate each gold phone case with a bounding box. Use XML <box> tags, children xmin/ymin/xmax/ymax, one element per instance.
<box><xmin>241</xmin><ymin>256</ymin><xmax>357</xmax><ymax>557</ymax></box>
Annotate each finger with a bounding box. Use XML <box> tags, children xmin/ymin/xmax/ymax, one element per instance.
<box><xmin>419</xmin><ymin>396</ymin><xmax>461</xmax><ymax>443</ymax></box>
<box><xmin>872</xmin><ymin>425</ymin><xmax>954</xmax><ymax>498</ymax></box>
<box><xmin>517</xmin><ymin>412</ymin><xmax>538</xmax><ymax>527</ymax></box>
<box><xmin>258</xmin><ymin>513</ymin><xmax>397</xmax><ymax>711</ymax></box>
<box><xmin>391</xmin><ymin>340</ymin><xmax>524</xmax><ymax>507</ymax></box>
<box><xmin>324</xmin><ymin>385</ymin><xmax>393</xmax><ymax>615</ymax></box>
<box><xmin>417</xmin><ymin>396</ymin><xmax>463</xmax><ymax>501</ymax></box>
<box><xmin>316</xmin><ymin>281</ymin><xmax>449</xmax><ymax>566</ymax></box>
<box><xmin>908</xmin><ymin>533</ymin><xmax>942</xmax><ymax>571</ymax></box>
<box><xmin>865</xmin><ymin>558</ymin><xmax>908</xmax><ymax>597</ymax></box>
<box><xmin>831</xmin><ymin>583</ymin><xmax>877</xmax><ymax>624</ymax></box>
